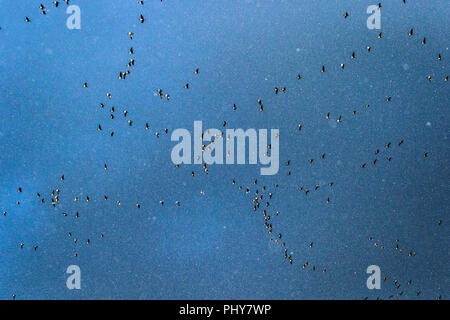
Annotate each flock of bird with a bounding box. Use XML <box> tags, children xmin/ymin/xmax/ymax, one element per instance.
<box><xmin>1</xmin><ymin>0</ymin><xmax>447</xmax><ymax>300</ymax></box>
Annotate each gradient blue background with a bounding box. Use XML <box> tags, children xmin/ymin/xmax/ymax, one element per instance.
<box><xmin>0</xmin><ymin>0</ymin><xmax>448</xmax><ymax>299</ymax></box>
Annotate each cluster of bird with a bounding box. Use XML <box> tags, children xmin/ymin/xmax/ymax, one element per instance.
<box><xmin>225</xmin><ymin>2</ymin><xmax>444</xmax><ymax>300</ymax></box>
<box><xmin>2</xmin><ymin>0</ymin><xmax>447</xmax><ymax>300</ymax></box>
<box><xmin>10</xmin><ymin>178</ymin><xmax>107</xmax><ymax>255</ymax></box>
<box><xmin>364</xmin><ymin>236</ymin><xmax>433</xmax><ymax>299</ymax></box>
<box><xmin>368</xmin><ymin>237</ymin><xmax>417</xmax><ymax>257</ymax></box>
<box><xmin>22</xmin><ymin>1</ymin><xmax>70</xmax><ymax>22</ymax></box>
<box><xmin>94</xmin><ymin>54</ymin><xmax>199</xmax><ymax>137</ymax></box>
<box><xmin>360</xmin><ymin>140</ymin><xmax>406</xmax><ymax>168</ymax></box>
<box><xmin>231</xmin><ymin>178</ymin><xmax>329</xmax><ymax>273</ymax></box>
<box><xmin>298</xmin><ymin>182</ymin><xmax>335</xmax><ymax>204</ymax></box>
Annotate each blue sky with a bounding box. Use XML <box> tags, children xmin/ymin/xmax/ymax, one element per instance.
<box><xmin>0</xmin><ymin>0</ymin><xmax>448</xmax><ymax>299</ymax></box>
